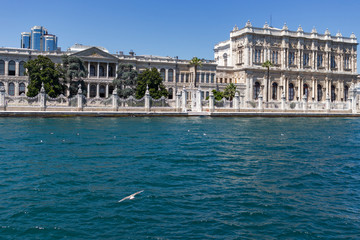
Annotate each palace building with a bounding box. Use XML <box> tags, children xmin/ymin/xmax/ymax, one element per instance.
<box><xmin>214</xmin><ymin>21</ymin><xmax>358</xmax><ymax>103</ymax></box>
<box><xmin>0</xmin><ymin>21</ymin><xmax>358</xmax><ymax>104</ymax></box>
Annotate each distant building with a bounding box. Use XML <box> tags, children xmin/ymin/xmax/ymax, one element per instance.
<box><xmin>20</xmin><ymin>26</ymin><xmax>58</xmax><ymax>51</ymax></box>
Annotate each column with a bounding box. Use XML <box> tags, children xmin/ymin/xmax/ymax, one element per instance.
<box><xmin>106</xmin><ymin>84</ymin><xmax>109</xmax><ymax>98</ymax></box>
<box><xmin>87</xmin><ymin>83</ymin><xmax>90</xmax><ymax>98</ymax></box>
<box><xmin>96</xmin><ymin>84</ymin><xmax>100</xmax><ymax>98</ymax></box>
<box><xmin>106</xmin><ymin>63</ymin><xmax>109</xmax><ymax>78</ymax></box>
<box><xmin>115</xmin><ymin>64</ymin><xmax>118</xmax><ymax>78</ymax></box>
<box><xmin>15</xmin><ymin>61</ymin><xmax>19</xmax><ymax>76</ymax></box>
<box><xmin>4</xmin><ymin>61</ymin><xmax>8</xmax><ymax>76</ymax></box>
<box><xmin>87</xmin><ymin>62</ymin><xmax>90</xmax><ymax>78</ymax></box>
<box><xmin>314</xmin><ymin>79</ymin><xmax>318</xmax><ymax>102</ymax></box>
<box><xmin>312</xmin><ymin>77</ymin><xmax>315</xmax><ymax>101</ymax></box>
<box><xmin>285</xmin><ymin>78</ymin><xmax>289</xmax><ymax>101</ymax></box>
<box><xmin>97</xmin><ymin>62</ymin><xmax>100</xmax><ymax>78</ymax></box>
<box><xmin>15</xmin><ymin>82</ymin><xmax>19</xmax><ymax>96</ymax></box>
<box><xmin>165</xmin><ymin>69</ymin><xmax>168</xmax><ymax>82</ymax></box>
<box><xmin>249</xmin><ymin>78</ymin><xmax>254</xmax><ymax>100</ymax></box>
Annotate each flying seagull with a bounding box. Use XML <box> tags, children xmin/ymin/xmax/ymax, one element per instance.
<box><xmin>118</xmin><ymin>190</ymin><xmax>144</xmax><ymax>202</ymax></box>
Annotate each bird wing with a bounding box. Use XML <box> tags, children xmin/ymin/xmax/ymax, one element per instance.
<box><xmin>118</xmin><ymin>196</ymin><xmax>130</xmax><ymax>202</ymax></box>
<box><xmin>118</xmin><ymin>190</ymin><xmax>143</xmax><ymax>202</ymax></box>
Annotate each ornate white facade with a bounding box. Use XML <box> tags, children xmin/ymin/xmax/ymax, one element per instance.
<box><xmin>214</xmin><ymin>21</ymin><xmax>358</xmax><ymax>103</ymax></box>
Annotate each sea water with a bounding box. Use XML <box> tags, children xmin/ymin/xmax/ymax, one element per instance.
<box><xmin>0</xmin><ymin>117</ymin><xmax>359</xmax><ymax>239</ymax></box>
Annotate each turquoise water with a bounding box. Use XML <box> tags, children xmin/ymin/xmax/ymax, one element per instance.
<box><xmin>0</xmin><ymin>117</ymin><xmax>360</xmax><ymax>239</ymax></box>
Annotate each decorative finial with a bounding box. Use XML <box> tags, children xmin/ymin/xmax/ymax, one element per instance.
<box><xmin>77</xmin><ymin>84</ymin><xmax>82</xmax><ymax>94</ymax></box>
<box><xmin>145</xmin><ymin>84</ymin><xmax>149</xmax><ymax>95</ymax></box>
<box><xmin>282</xmin><ymin>23</ymin><xmax>288</xmax><ymax>31</ymax></box>
<box><xmin>311</xmin><ymin>26</ymin><xmax>317</xmax><ymax>34</ymax></box>
<box><xmin>325</xmin><ymin>28</ymin><xmax>331</xmax><ymax>36</ymax></box>
<box><xmin>297</xmin><ymin>25</ymin><xmax>303</xmax><ymax>32</ymax></box>
<box><xmin>245</xmin><ymin>20</ymin><xmax>252</xmax><ymax>28</ymax></box>
<box><xmin>232</xmin><ymin>24</ymin><xmax>239</xmax><ymax>31</ymax></box>
<box><xmin>350</xmin><ymin>32</ymin><xmax>356</xmax><ymax>39</ymax></box>
<box><xmin>336</xmin><ymin>30</ymin><xmax>342</xmax><ymax>37</ymax></box>
<box><xmin>40</xmin><ymin>82</ymin><xmax>45</xmax><ymax>93</ymax></box>
<box><xmin>263</xmin><ymin>21</ymin><xmax>269</xmax><ymax>29</ymax></box>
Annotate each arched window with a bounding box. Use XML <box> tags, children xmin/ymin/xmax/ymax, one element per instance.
<box><xmin>289</xmin><ymin>83</ymin><xmax>294</xmax><ymax>101</ymax></box>
<box><xmin>8</xmin><ymin>61</ymin><xmax>15</xmax><ymax>76</ymax></box>
<box><xmin>99</xmin><ymin>85</ymin><xmax>106</xmax><ymax>98</ymax></box>
<box><xmin>9</xmin><ymin>82</ymin><xmax>15</xmax><ymax>96</ymax></box>
<box><xmin>317</xmin><ymin>84</ymin><xmax>323</xmax><ymax>101</ymax></box>
<box><xmin>223</xmin><ymin>53</ymin><xmax>228</xmax><ymax>67</ymax></box>
<box><xmin>254</xmin><ymin>82</ymin><xmax>260</xmax><ymax>100</ymax></box>
<box><xmin>303</xmin><ymin>84</ymin><xmax>309</xmax><ymax>99</ymax></box>
<box><xmin>168</xmin><ymin>69</ymin><xmax>173</xmax><ymax>82</ymax></box>
<box><xmin>90</xmin><ymin>65</ymin><xmax>96</xmax><ymax>77</ymax></box>
<box><xmin>160</xmin><ymin>68</ymin><xmax>165</xmax><ymax>81</ymax></box>
<box><xmin>168</xmin><ymin>88</ymin><xmax>173</xmax><ymax>99</ymax></box>
<box><xmin>19</xmin><ymin>61</ymin><xmax>26</xmax><ymax>76</ymax></box>
<box><xmin>19</xmin><ymin>83</ymin><xmax>26</xmax><ymax>95</ymax></box>
<box><xmin>109</xmin><ymin>85</ymin><xmax>114</xmax><ymax>96</ymax></box>
<box><xmin>0</xmin><ymin>60</ymin><xmax>4</xmax><ymax>75</ymax></box>
<box><xmin>99</xmin><ymin>66</ymin><xmax>105</xmax><ymax>77</ymax></box>
<box><xmin>0</xmin><ymin>82</ymin><xmax>4</xmax><ymax>87</ymax></box>
<box><xmin>272</xmin><ymin>82</ymin><xmax>278</xmax><ymax>100</ymax></box>
<box><xmin>108</xmin><ymin>66</ymin><xmax>114</xmax><ymax>77</ymax></box>
<box><xmin>331</xmin><ymin>85</ymin><xmax>336</xmax><ymax>102</ymax></box>
<box><xmin>90</xmin><ymin>84</ymin><xmax>96</xmax><ymax>97</ymax></box>
<box><xmin>344</xmin><ymin>85</ymin><xmax>349</xmax><ymax>101</ymax></box>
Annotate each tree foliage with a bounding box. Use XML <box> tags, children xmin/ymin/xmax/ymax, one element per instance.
<box><xmin>113</xmin><ymin>64</ymin><xmax>138</xmax><ymax>98</ymax></box>
<box><xmin>24</xmin><ymin>56</ymin><xmax>64</xmax><ymax>97</ymax></box>
<box><xmin>135</xmin><ymin>68</ymin><xmax>168</xmax><ymax>99</ymax></box>
<box><xmin>223</xmin><ymin>83</ymin><xmax>237</xmax><ymax>100</ymax></box>
<box><xmin>60</xmin><ymin>55</ymin><xmax>88</xmax><ymax>96</ymax></box>
<box><xmin>212</xmin><ymin>89</ymin><xmax>224</xmax><ymax>101</ymax></box>
<box><xmin>189</xmin><ymin>57</ymin><xmax>203</xmax><ymax>87</ymax></box>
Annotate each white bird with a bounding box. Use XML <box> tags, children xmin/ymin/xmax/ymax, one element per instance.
<box><xmin>281</xmin><ymin>133</ymin><xmax>284</xmax><ymax>136</ymax></box>
<box><xmin>40</xmin><ymin>140</ymin><xmax>43</xmax><ymax>143</ymax></box>
<box><xmin>118</xmin><ymin>190</ymin><xmax>144</xmax><ymax>202</ymax></box>
<box><xmin>203</xmin><ymin>133</ymin><xmax>207</xmax><ymax>136</ymax></box>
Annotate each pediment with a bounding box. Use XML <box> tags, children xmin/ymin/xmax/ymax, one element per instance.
<box><xmin>71</xmin><ymin>47</ymin><xmax>118</xmax><ymax>61</ymax></box>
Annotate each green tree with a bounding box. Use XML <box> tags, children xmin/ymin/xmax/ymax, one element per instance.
<box><xmin>113</xmin><ymin>64</ymin><xmax>138</xmax><ymax>98</ymax></box>
<box><xmin>212</xmin><ymin>89</ymin><xmax>224</xmax><ymax>101</ymax></box>
<box><xmin>61</xmin><ymin>55</ymin><xmax>87</xmax><ymax>97</ymax></box>
<box><xmin>25</xmin><ymin>55</ymin><xmax>64</xmax><ymax>97</ymax></box>
<box><xmin>262</xmin><ymin>60</ymin><xmax>273</xmax><ymax>102</ymax></box>
<box><xmin>223</xmin><ymin>83</ymin><xmax>237</xmax><ymax>101</ymax></box>
<box><xmin>135</xmin><ymin>68</ymin><xmax>168</xmax><ymax>99</ymax></box>
<box><xmin>189</xmin><ymin>57</ymin><xmax>203</xmax><ymax>87</ymax></box>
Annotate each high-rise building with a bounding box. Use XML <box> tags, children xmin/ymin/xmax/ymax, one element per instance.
<box><xmin>20</xmin><ymin>26</ymin><xmax>58</xmax><ymax>51</ymax></box>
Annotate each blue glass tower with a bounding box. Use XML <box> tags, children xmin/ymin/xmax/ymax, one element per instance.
<box><xmin>21</xmin><ymin>26</ymin><xmax>58</xmax><ymax>51</ymax></box>
<box><xmin>44</xmin><ymin>35</ymin><xmax>57</xmax><ymax>51</ymax></box>
<box><xmin>31</xmin><ymin>26</ymin><xmax>47</xmax><ymax>51</ymax></box>
<box><xmin>21</xmin><ymin>32</ymin><xmax>30</xmax><ymax>49</ymax></box>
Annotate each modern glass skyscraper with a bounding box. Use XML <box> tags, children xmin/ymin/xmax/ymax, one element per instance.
<box><xmin>20</xmin><ymin>26</ymin><xmax>58</xmax><ymax>51</ymax></box>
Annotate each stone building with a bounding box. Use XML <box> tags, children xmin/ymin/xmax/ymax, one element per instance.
<box><xmin>214</xmin><ymin>21</ymin><xmax>358</xmax><ymax>103</ymax></box>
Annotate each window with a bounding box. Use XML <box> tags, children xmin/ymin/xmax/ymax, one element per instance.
<box><xmin>90</xmin><ymin>65</ymin><xmax>96</xmax><ymax>76</ymax></box>
<box><xmin>99</xmin><ymin>85</ymin><xmax>106</xmax><ymax>98</ymax></box>
<box><xmin>108</xmin><ymin>66</ymin><xmax>114</xmax><ymax>77</ymax></box>
<box><xmin>331</xmin><ymin>85</ymin><xmax>336</xmax><ymax>101</ymax></box>
<box><xmin>90</xmin><ymin>84</ymin><xmax>96</xmax><ymax>97</ymax></box>
<box><xmin>223</xmin><ymin>53</ymin><xmax>228</xmax><ymax>66</ymax></box>
<box><xmin>303</xmin><ymin>84</ymin><xmax>309</xmax><ymax>98</ymax></box>
<box><xmin>344</xmin><ymin>85</ymin><xmax>349</xmax><ymax>101</ymax></box>
<box><xmin>168</xmin><ymin>69</ymin><xmax>173</xmax><ymax>82</ymax></box>
<box><xmin>160</xmin><ymin>68</ymin><xmax>165</xmax><ymax>81</ymax></box>
<box><xmin>289</xmin><ymin>83</ymin><xmax>294</xmax><ymax>101</ymax></box>
<box><xmin>272</xmin><ymin>82</ymin><xmax>278</xmax><ymax>100</ymax></box>
<box><xmin>303</xmin><ymin>53</ymin><xmax>309</xmax><ymax>67</ymax></box>
<box><xmin>19</xmin><ymin>83</ymin><xmax>26</xmax><ymax>95</ymax></box>
<box><xmin>206</xmin><ymin>73</ymin><xmax>209</xmax><ymax>83</ymax></box>
<box><xmin>109</xmin><ymin>86</ymin><xmax>114</xmax><ymax>96</ymax></box>
<box><xmin>238</xmin><ymin>50</ymin><xmax>243</xmax><ymax>64</ymax></box>
<box><xmin>272</xmin><ymin>51</ymin><xmax>278</xmax><ymax>64</ymax></box>
<box><xmin>176</xmin><ymin>73</ymin><xmax>179</xmax><ymax>83</ymax></box>
<box><xmin>196</xmin><ymin>73</ymin><xmax>200</xmax><ymax>83</ymax></box>
<box><xmin>9</xmin><ymin>82</ymin><xmax>15</xmax><ymax>96</ymax></box>
<box><xmin>185</xmin><ymin>73</ymin><xmax>189</xmax><ymax>83</ymax></box>
<box><xmin>0</xmin><ymin>60</ymin><xmax>4</xmax><ymax>75</ymax></box>
<box><xmin>331</xmin><ymin>55</ymin><xmax>336</xmax><ymax>69</ymax></box>
<box><xmin>317</xmin><ymin>84</ymin><xmax>322</xmax><ymax>101</ymax></box>
<box><xmin>99</xmin><ymin>66</ymin><xmax>105</xmax><ymax>77</ymax></box>
<box><xmin>19</xmin><ymin>61</ymin><xmax>26</xmax><ymax>76</ymax></box>
<box><xmin>211</xmin><ymin>74</ymin><xmax>214</xmax><ymax>83</ymax></box>
<box><xmin>8</xmin><ymin>61</ymin><xmax>15</xmax><ymax>76</ymax></box>
<box><xmin>201</xmin><ymin>73</ymin><xmax>205</xmax><ymax>83</ymax></box>
<box><xmin>289</xmin><ymin>52</ymin><xmax>295</xmax><ymax>65</ymax></box>
<box><xmin>317</xmin><ymin>54</ymin><xmax>323</xmax><ymax>67</ymax></box>
<box><xmin>254</xmin><ymin>49</ymin><xmax>261</xmax><ymax>63</ymax></box>
<box><xmin>168</xmin><ymin>88</ymin><xmax>173</xmax><ymax>99</ymax></box>
<box><xmin>181</xmin><ymin>74</ymin><xmax>184</xmax><ymax>83</ymax></box>
<box><xmin>344</xmin><ymin>55</ymin><xmax>350</xmax><ymax>69</ymax></box>
<box><xmin>254</xmin><ymin>82</ymin><xmax>260</xmax><ymax>100</ymax></box>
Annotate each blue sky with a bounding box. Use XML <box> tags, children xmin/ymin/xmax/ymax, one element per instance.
<box><xmin>0</xmin><ymin>0</ymin><xmax>359</xmax><ymax>65</ymax></box>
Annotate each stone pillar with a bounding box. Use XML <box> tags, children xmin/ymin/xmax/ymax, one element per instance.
<box><xmin>165</xmin><ymin>69</ymin><xmax>168</xmax><ymax>82</ymax></box>
<box><xmin>105</xmin><ymin>84</ymin><xmax>109</xmax><ymax>98</ymax></box>
<box><xmin>182</xmin><ymin>87</ymin><xmax>187</xmax><ymax>112</ymax></box>
<box><xmin>258</xmin><ymin>94</ymin><xmax>263</xmax><ymax>111</ymax></box>
<box><xmin>40</xmin><ymin>83</ymin><xmax>46</xmax><ymax>111</ymax></box>
<box><xmin>196</xmin><ymin>87</ymin><xmax>202</xmax><ymax>112</ymax></box>
<box><xmin>350</xmin><ymin>87</ymin><xmax>357</xmax><ymax>113</ymax></box>
<box><xmin>234</xmin><ymin>91</ymin><xmax>240</xmax><ymax>112</ymax></box>
<box><xmin>0</xmin><ymin>86</ymin><xmax>6</xmax><ymax>110</ymax></box>
<box><xmin>4</xmin><ymin>61</ymin><xmax>8</xmax><ymax>76</ymax></box>
<box><xmin>145</xmin><ymin>85</ymin><xmax>150</xmax><ymax>112</ymax></box>
<box><xmin>15</xmin><ymin>82</ymin><xmax>19</xmax><ymax>97</ymax></box>
<box><xmin>240</xmin><ymin>94</ymin><xmax>245</xmax><ymax>109</ymax></box>
<box><xmin>326</xmin><ymin>93</ymin><xmax>331</xmax><ymax>112</ymax></box>
<box><xmin>87</xmin><ymin>62</ymin><xmax>90</xmax><ymax>78</ymax></box>
<box><xmin>209</xmin><ymin>90</ymin><xmax>215</xmax><ymax>113</ymax></box>
<box><xmin>106</xmin><ymin>63</ymin><xmax>109</xmax><ymax>78</ymax></box>
<box><xmin>15</xmin><ymin>61</ymin><xmax>19</xmax><ymax>76</ymax></box>
<box><xmin>281</xmin><ymin>91</ymin><xmax>286</xmax><ymax>110</ymax></box>
<box><xmin>96</xmin><ymin>84</ymin><xmax>100</xmax><ymax>98</ymax></box>
<box><xmin>87</xmin><ymin>83</ymin><xmax>90</xmax><ymax>98</ymax></box>
<box><xmin>77</xmin><ymin>84</ymin><xmax>83</xmax><ymax>111</ymax></box>
<box><xmin>115</xmin><ymin>64</ymin><xmax>119</xmax><ymax>78</ymax></box>
<box><xmin>175</xmin><ymin>90</ymin><xmax>181</xmax><ymax>112</ymax></box>
<box><xmin>302</xmin><ymin>95</ymin><xmax>307</xmax><ymax>111</ymax></box>
<box><xmin>112</xmin><ymin>88</ymin><xmax>118</xmax><ymax>111</ymax></box>
<box><xmin>97</xmin><ymin>62</ymin><xmax>100</xmax><ymax>78</ymax></box>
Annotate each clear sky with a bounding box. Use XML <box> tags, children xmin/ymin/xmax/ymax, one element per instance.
<box><xmin>0</xmin><ymin>0</ymin><xmax>359</xmax><ymax>68</ymax></box>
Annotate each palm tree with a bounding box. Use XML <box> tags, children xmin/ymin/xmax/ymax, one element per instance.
<box><xmin>189</xmin><ymin>57</ymin><xmax>203</xmax><ymax>88</ymax></box>
<box><xmin>262</xmin><ymin>60</ymin><xmax>273</xmax><ymax>102</ymax></box>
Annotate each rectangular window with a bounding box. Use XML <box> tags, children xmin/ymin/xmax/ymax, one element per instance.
<box><xmin>181</xmin><ymin>74</ymin><xmax>184</xmax><ymax>83</ymax></box>
<box><xmin>254</xmin><ymin>49</ymin><xmax>261</xmax><ymax>63</ymax></box>
<box><xmin>238</xmin><ymin>50</ymin><xmax>242</xmax><ymax>64</ymax></box>
<box><xmin>211</xmin><ymin>74</ymin><xmax>214</xmax><ymax>83</ymax></box>
<box><xmin>272</xmin><ymin>51</ymin><xmax>278</xmax><ymax>64</ymax></box>
<box><xmin>303</xmin><ymin>53</ymin><xmax>309</xmax><ymax>66</ymax></box>
<box><xmin>317</xmin><ymin>54</ymin><xmax>323</xmax><ymax>67</ymax></box>
<box><xmin>331</xmin><ymin>55</ymin><xmax>336</xmax><ymax>69</ymax></box>
<box><xmin>176</xmin><ymin>74</ymin><xmax>179</xmax><ymax>82</ymax></box>
<box><xmin>201</xmin><ymin>73</ymin><xmax>205</xmax><ymax>83</ymax></box>
<box><xmin>289</xmin><ymin>52</ymin><xmax>295</xmax><ymax>65</ymax></box>
<box><xmin>206</xmin><ymin>73</ymin><xmax>209</xmax><ymax>83</ymax></box>
<box><xmin>344</xmin><ymin>55</ymin><xmax>350</xmax><ymax>69</ymax></box>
